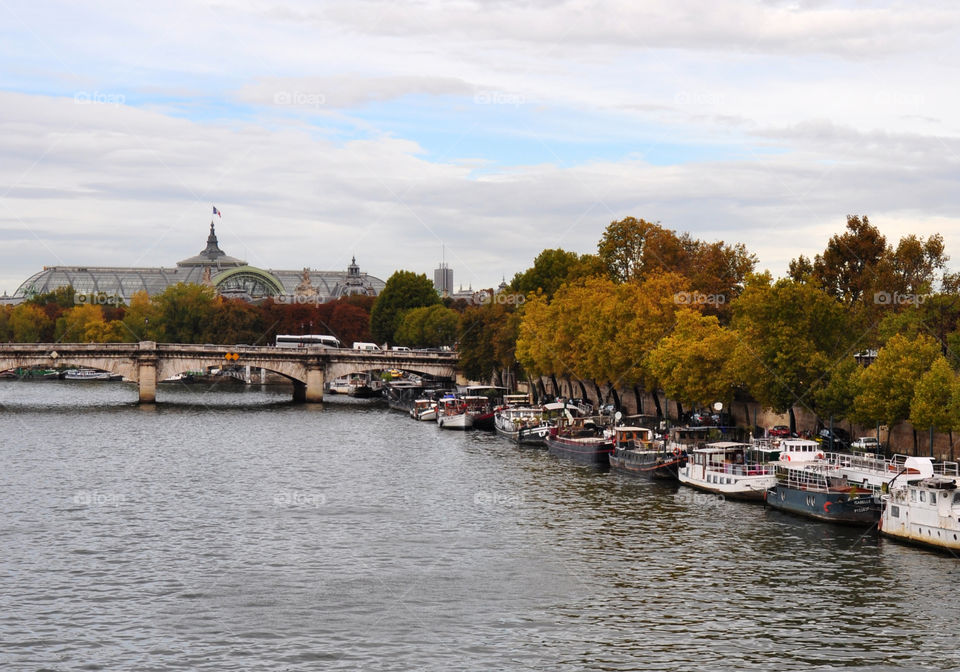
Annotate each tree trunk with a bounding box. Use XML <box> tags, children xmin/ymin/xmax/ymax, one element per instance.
<box><xmin>652</xmin><ymin>391</ymin><xmax>663</xmax><ymax>419</ymax></box>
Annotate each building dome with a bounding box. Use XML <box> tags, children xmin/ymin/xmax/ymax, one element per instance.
<box><xmin>176</xmin><ymin>222</ymin><xmax>246</xmax><ymax>268</ymax></box>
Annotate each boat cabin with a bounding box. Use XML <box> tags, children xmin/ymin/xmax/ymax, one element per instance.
<box><xmin>613</xmin><ymin>426</ymin><xmax>656</xmax><ymax>448</ymax></box>
<box><xmin>777</xmin><ymin>439</ymin><xmax>825</xmax><ymax>463</ymax></box>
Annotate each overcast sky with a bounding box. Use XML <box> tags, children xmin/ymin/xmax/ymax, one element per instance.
<box><xmin>2</xmin><ymin>0</ymin><xmax>959</xmax><ymax>295</ymax></box>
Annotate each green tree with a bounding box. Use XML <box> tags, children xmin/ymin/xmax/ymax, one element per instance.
<box><xmin>0</xmin><ymin>306</ymin><xmax>11</xmax><ymax>341</ymax></box>
<box><xmin>395</xmin><ymin>304</ymin><xmax>459</xmax><ymax>348</ymax></box>
<box><xmin>730</xmin><ymin>275</ymin><xmax>851</xmax><ymax>415</ymax></box>
<box><xmin>813</xmin><ymin>357</ymin><xmax>860</xmax><ymax>422</ymax></box>
<box><xmin>370</xmin><ymin>271</ymin><xmax>439</xmax><ymax>344</ymax></box>
<box><xmin>510</xmin><ymin>248</ymin><xmax>600</xmax><ymax>299</ymax></box>
<box><xmin>854</xmin><ymin>333</ymin><xmax>941</xmax><ymax>428</ymax></box>
<box><xmin>121</xmin><ymin>291</ymin><xmax>162</xmax><ymax>342</ymax></box>
<box><xmin>909</xmin><ymin>356</ymin><xmax>955</xmax><ymax>432</ymax></box>
<box><xmin>153</xmin><ymin>283</ymin><xmax>217</xmax><ymax>343</ymax></box>
<box><xmin>55</xmin><ymin>304</ymin><xmax>108</xmax><ymax>342</ymax></box>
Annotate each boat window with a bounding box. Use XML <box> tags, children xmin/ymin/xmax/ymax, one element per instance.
<box><xmin>930</xmin><ymin>492</ymin><xmax>937</xmax><ymax>504</ymax></box>
<box><xmin>952</xmin><ymin>493</ymin><xmax>960</xmax><ymax>506</ymax></box>
<box><xmin>890</xmin><ymin>505</ymin><xmax>900</xmax><ymax>518</ymax></box>
<box><xmin>910</xmin><ymin>490</ymin><xmax>917</xmax><ymax>502</ymax></box>
<box><xmin>919</xmin><ymin>491</ymin><xmax>926</xmax><ymax>503</ymax></box>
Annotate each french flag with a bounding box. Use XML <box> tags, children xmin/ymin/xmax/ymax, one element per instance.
<box><xmin>213</xmin><ymin>206</ymin><xmax>221</xmax><ymax>218</ymax></box>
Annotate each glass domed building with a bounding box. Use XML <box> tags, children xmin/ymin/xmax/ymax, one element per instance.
<box><xmin>8</xmin><ymin>222</ymin><xmax>385</xmax><ymax>304</ymax></box>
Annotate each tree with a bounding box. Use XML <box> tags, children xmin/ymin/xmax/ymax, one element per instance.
<box><xmin>55</xmin><ymin>304</ymin><xmax>108</xmax><ymax>342</ymax></box>
<box><xmin>647</xmin><ymin>309</ymin><xmax>739</xmax><ymax>409</ymax></box>
<box><xmin>153</xmin><ymin>283</ymin><xmax>217</xmax><ymax>343</ymax></box>
<box><xmin>729</xmin><ymin>275</ymin><xmax>852</xmax><ymax>415</ymax></box>
<box><xmin>510</xmin><ymin>249</ymin><xmax>599</xmax><ymax>299</ymax></box>
<box><xmin>813</xmin><ymin>357</ymin><xmax>860</xmax><ymax>422</ymax></box>
<box><xmin>329</xmin><ymin>300</ymin><xmax>372</xmax><ymax>346</ymax></box>
<box><xmin>201</xmin><ymin>299</ymin><xmax>265</xmax><ymax>345</ymax></box>
<box><xmin>394</xmin><ymin>304</ymin><xmax>459</xmax><ymax>348</ymax></box>
<box><xmin>121</xmin><ymin>291</ymin><xmax>162</xmax><ymax>342</ymax></box>
<box><xmin>9</xmin><ymin>303</ymin><xmax>54</xmax><ymax>342</ymax></box>
<box><xmin>597</xmin><ymin>217</ymin><xmax>661</xmax><ymax>283</ymax></box>
<box><xmin>811</xmin><ymin>215</ymin><xmax>887</xmax><ymax>304</ymax></box>
<box><xmin>370</xmin><ymin>271</ymin><xmax>439</xmax><ymax>344</ymax></box>
<box><xmin>853</xmin><ymin>333</ymin><xmax>941</xmax><ymax>428</ymax></box>
<box><xmin>910</xmin><ymin>356</ymin><xmax>955</xmax><ymax>432</ymax></box>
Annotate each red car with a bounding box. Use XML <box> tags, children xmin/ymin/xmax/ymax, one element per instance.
<box><xmin>768</xmin><ymin>425</ymin><xmax>791</xmax><ymax>437</ymax></box>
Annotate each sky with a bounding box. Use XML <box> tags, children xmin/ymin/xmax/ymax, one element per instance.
<box><xmin>1</xmin><ymin>0</ymin><xmax>959</xmax><ymax>296</ymax></box>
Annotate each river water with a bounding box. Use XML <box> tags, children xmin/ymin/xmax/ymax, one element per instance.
<box><xmin>1</xmin><ymin>381</ymin><xmax>959</xmax><ymax>671</ymax></box>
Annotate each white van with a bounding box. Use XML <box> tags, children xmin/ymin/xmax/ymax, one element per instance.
<box><xmin>391</xmin><ymin>346</ymin><xmax>411</xmax><ymax>351</ymax></box>
<box><xmin>352</xmin><ymin>342</ymin><xmax>382</xmax><ymax>351</ymax></box>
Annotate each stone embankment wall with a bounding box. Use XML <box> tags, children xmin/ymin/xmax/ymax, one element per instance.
<box><xmin>519</xmin><ymin>375</ymin><xmax>958</xmax><ymax>460</ymax></box>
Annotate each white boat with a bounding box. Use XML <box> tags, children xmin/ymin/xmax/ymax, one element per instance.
<box><xmin>678</xmin><ymin>441</ymin><xmax>777</xmax><ymax>501</ymax></box>
<box><xmin>494</xmin><ymin>406</ymin><xmax>549</xmax><ymax>444</ymax></box>
<box><xmin>437</xmin><ymin>397</ymin><xmax>472</xmax><ymax>430</ymax></box>
<box><xmin>410</xmin><ymin>399</ymin><xmax>438</xmax><ymax>421</ymax></box>
<box><xmin>776</xmin><ymin>438</ymin><xmax>826</xmax><ymax>463</ymax></box>
<box><xmin>62</xmin><ymin>368</ymin><xmax>115</xmax><ymax>381</ymax></box>
<box><xmin>880</xmin><ymin>459</ymin><xmax>960</xmax><ymax>552</ymax></box>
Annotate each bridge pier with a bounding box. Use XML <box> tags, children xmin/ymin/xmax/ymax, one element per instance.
<box><xmin>137</xmin><ymin>341</ymin><xmax>158</xmax><ymax>404</ymax></box>
<box><xmin>292</xmin><ymin>367</ymin><xmax>325</xmax><ymax>403</ymax></box>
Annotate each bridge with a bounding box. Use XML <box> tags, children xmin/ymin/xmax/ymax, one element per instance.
<box><xmin>0</xmin><ymin>342</ymin><xmax>458</xmax><ymax>404</ymax></box>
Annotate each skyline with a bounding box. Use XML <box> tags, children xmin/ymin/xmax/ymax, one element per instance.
<box><xmin>2</xmin><ymin>1</ymin><xmax>960</xmax><ymax>295</ymax></box>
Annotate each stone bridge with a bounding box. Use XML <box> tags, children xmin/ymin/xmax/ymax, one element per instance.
<box><xmin>0</xmin><ymin>342</ymin><xmax>458</xmax><ymax>404</ymax></box>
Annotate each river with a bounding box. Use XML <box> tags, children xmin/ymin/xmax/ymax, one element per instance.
<box><xmin>1</xmin><ymin>381</ymin><xmax>959</xmax><ymax>671</ymax></box>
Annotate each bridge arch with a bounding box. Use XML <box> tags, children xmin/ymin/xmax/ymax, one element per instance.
<box><xmin>0</xmin><ymin>357</ymin><xmax>137</xmax><ymax>382</ymax></box>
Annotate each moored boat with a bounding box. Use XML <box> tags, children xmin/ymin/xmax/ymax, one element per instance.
<box><xmin>62</xmin><ymin>368</ymin><xmax>117</xmax><ymax>381</ymax></box>
<box><xmin>437</xmin><ymin>396</ymin><xmax>473</xmax><ymax>430</ymax></box>
<box><xmin>678</xmin><ymin>442</ymin><xmax>777</xmax><ymax>501</ymax></box>
<box><xmin>766</xmin><ymin>463</ymin><xmax>879</xmax><ymax>525</ymax></box>
<box><xmin>608</xmin><ymin>425</ymin><xmax>685</xmax><ymax>480</ymax></box>
<box><xmin>410</xmin><ymin>398</ymin><xmax>438</xmax><ymax>421</ymax></box>
<box><xmin>545</xmin><ymin>416</ymin><xmax>613</xmax><ymax>465</ymax></box>
<box><xmin>879</xmin><ymin>459</ymin><xmax>960</xmax><ymax>553</ymax></box>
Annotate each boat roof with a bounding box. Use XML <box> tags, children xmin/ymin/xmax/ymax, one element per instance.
<box><xmin>698</xmin><ymin>441</ymin><xmax>751</xmax><ymax>452</ymax></box>
<box><xmin>779</xmin><ymin>439</ymin><xmax>821</xmax><ymax>448</ymax></box>
<box><xmin>616</xmin><ymin>426</ymin><xmax>654</xmax><ymax>433</ymax></box>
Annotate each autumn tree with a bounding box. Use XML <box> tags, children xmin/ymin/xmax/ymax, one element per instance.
<box><xmin>910</xmin><ymin>356</ymin><xmax>956</xmax><ymax>434</ymax></box>
<box><xmin>9</xmin><ymin>303</ymin><xmax>54</xmax><ymax>342</ymax></box>
<box><xmin>647</xmin><ymin>309</ymin><xmax>739</xmax><ymax>409</ymax></box>
<box><xmin>853</xmin><ymin>333</ymin><xmax>941</xmax><ymax>430</ymax></box>
<box><xmin>370</xmin><ymin>271</ymin><xmax>439</xmax><ymax>344</ymax></box>
<box><xmin>809</xmin><ymin>215</ymin><xmax>887</xmax><ymax>304</ymax></box>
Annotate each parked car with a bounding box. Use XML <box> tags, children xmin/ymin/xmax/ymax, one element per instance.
<box><xmin>817</xmin><ymin>427</ymin><xmax>851</xmax><ymax>450</ymax></box>
<box><xmin>850</xmin><ymin>436</ymin><xmax>881</xmax><ymax>452</ymax></box>
<box><xmin>769</xmin><ymin>425</ymin><xmax>791</xmax><ymax>437</ymax></box>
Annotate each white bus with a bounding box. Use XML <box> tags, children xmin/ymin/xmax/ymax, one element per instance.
<box><xmin>275</xmin><ymin>334</ymin><xmax>342</xmax><ymax>349</ymax></box>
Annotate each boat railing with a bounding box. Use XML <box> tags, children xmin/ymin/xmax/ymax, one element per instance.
<box><xmin>712</xmin><ymin>462</ymin><xmax>774</xmax><ymax>477</ymax></box>
<box><xmin>752</xmin><ymin>437</ymin><xmax>774</xmax><ymax>450</ymax></box>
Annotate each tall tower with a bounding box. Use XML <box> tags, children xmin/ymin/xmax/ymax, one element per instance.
<box><xmin>434</xmin><ymin>262</ymin><xmax>453</xmax><ymax>298</ymax></box>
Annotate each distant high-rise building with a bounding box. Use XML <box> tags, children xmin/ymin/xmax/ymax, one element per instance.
<box><xmin>434</xmin><ymin>262</ymin><xmax>453</xmax><ymax>297</ymax></box>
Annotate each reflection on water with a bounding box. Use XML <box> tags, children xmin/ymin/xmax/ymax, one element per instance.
<box><xmin>1</xmin><ymin>381</ymin><xmax>959</xmax><ymax>671</ymax></box>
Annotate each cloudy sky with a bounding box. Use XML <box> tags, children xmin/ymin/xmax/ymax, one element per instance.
<box><xmin>2</xmin><ymin>0</ymin><xmax>959</xmax><ymax>295</ymax></box>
